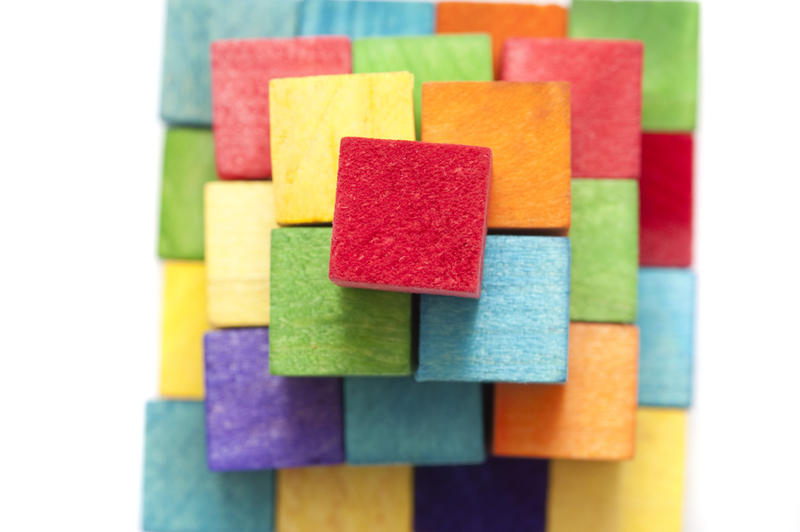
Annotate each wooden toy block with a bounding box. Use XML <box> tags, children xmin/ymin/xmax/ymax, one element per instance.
<box><xmin>269</xmin><ymin>72</ymin><xmax>415</xmax><ymax>224</ymax></box>
<box><xmin>142</xmin><ymin>401</ymin><xmax>274</xmax><ymax>532</ymax></box>
<box><xmin>208</xmin><ymin>0</ymin><xmax>297</xmax><ymax>41</ymax></box>
<box><xmin>211</xmin><ymin>37</ymin><xmax>351</xmax><ymax>180</ymax></box>
<box><xmin>502</xmin><ymin>38</ymin><xmax>643</xmax><ymax>179</ymax></box>
<box><xmin>422</xmin><ymin>81</ymin><xmax>571</xmax><ymax>230</ymax></box>
<box><xmin>270</xmin><ymin>227</ymin><xmax>412</xmax><ymax>376</ymax></box>
<box><xmin>571</xmin><ymin>179</ymin><xmax>639</xmax><ymax>323</ymax></box>
<box><xmin>548</xmin><ymin>408</ymin><xmax>687</xmax><ymax>532</ymax></box>
<box><xmin>640</xmin><ymin>133</ymin><xmax>693</xmax><ymax>267</ymax></box>
<box><xmin>344</xmin><ymin>377</ymin><xmax>484</xmax><ymax>465</ymax></box>
<box><xmin>298</xmin><ymin>0</ymin><xmax>435</xmax><ymax>39</ymax></box>
<box><xmin>329</xmin><ymin>137</ymin><xmax>491</xmax><ymax>298</ymax></box>
<box><xmin>569</xmin><ymin>0</ymin><xmax>699</xmax><ymax>131</ymax></box>
<box><xmin>418</xmin><ymin>236</ymin><xmax>570</xmax><ymax>383</ymax></box>
<box><xmin>160</xmin><ymin>262</ymin><xmax>208</xmax><ymax>399</ymax></box>
<box><xmin>638</xmin><ymin>268</ymin><xmax>695</xmax><ymax>408</ymax></box>
<box><xmin>204</xmin><ymin>181</ymin><xmax>277</xmax><ymax>327</ymax></box>
<box><xmin>494</xmin><ymin>323</ymin><xmax>639</xmax><ymax>460</ymax></box>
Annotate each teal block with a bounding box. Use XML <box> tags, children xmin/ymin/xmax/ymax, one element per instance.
<box><xmin>298</xmin><ymin>0</ymin><xmax>435</xmax><ymax>38</ymax></box>
<box><xmin>209</xmin><ymin>0</ymin><xmax>298</xmax><ymax>41</ymax></box>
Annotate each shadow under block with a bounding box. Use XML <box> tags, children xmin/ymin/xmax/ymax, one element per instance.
<box><xmin>422</xmin><ymin>81</ymin><xmax>570</xmax><ymax>230</ymax></box>
<box><xmin>569</xmin><ymin>0</ymin><xmax>699</xmax><ymax>131</ymax></box>
<box><xmin>298</xmin><ymin>0</ymin><xmax>435</xmax><ymax>38</ymax></box>
<box><xmin>276</xmin><ymin>465</ymin><xmax>412</xmax><ymax>532</ymax></box>
<box><xmin>570</xmin><ymin>179</ymin><xmax>639</xmax><ymax>323</ymax></box>
<box><xmin>142</xmin><ymin>401</ymin><xmax>274</xmax><ymax>532</ymax></box>
<box><xmin>269</xmin><ymin>72</ymin><xmax>415</xmax><ymax>224</ymax></box>
<box><xmin>270</xmin><ymin>227</ymin><xmax>412</xmax><ymax>376</ymax></box>
<box><xmin>204</xmin><ymin>181</ymin><xmax>277</xmax><ymax>327</ymax></box>
<box><xmin>418</xmin><ymin>236</ymin><xmax>570</xmax><ymax>383</ymax></box>
<box><xmin>329</xmin><ymin>137</ymin><xmax>491</xmax><ymax>298</ymax></box>
<box><xmin>548</xmin><ymin>408</ymin><xmax>687</xmax><ymax>532</ymax></box>
<box><xmin>208</xmin><ymin>0</ymin><xmax>297</xmax><ymax>41</ymax></box>
<box><xmin>502</xmin><ymin>38</ymin><xmax>643</xmax><ymax>179</ymax></box>
<box><xmin>494</xmin><ymin>323</ymin><xmax>639</xmax><ymax>460</ymax></box>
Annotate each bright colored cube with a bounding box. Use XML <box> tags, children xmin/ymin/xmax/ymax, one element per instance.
<box><xmin>298</xmin><ymin>0</ymin><xmax>435</xmax><ymax>38</ymax></box>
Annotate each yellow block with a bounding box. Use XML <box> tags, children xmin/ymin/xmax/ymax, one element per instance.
<box><xmin>160</xmin><ymin>261</ymin><xmax>208</xmax><ymax>399</ymax></box>
<box><xmin>205</xmin><ymin>181</ymin><xmax>277</xmax><ymax>327</ymax></box>
<box><xmin>276</xmin><ymin>465</ymin><xmax>413</xmax><ymax>532</ymax></box>
<box><xmin>548</xmin><ymin>408</ymin><xmax>687</xmax><ymax>532</ymax></box>
<box><xmin>269</xmin><ymin>72</ymin><xmax>416</xmax><ymax>225</ymax></box>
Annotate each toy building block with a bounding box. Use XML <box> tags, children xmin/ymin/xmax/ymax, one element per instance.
<box><xmin>298</xmin><ymin>0</ymin><xmax>435</xmax><ymax>38</ymax></box>
<box><xmin>269</xmin><ymin>72</ymin><xmax>415</xmax><ymax>224</ymax></box>
<box><xmin>422</xmin><ymin>81</ymin><xmax>570</xmax><ymax>230</ymax></box>
<box><xmin>571</xmin><ymin>179</ymin><xmax>639</xmax><ymax>323</ymax></box>
<box><xmin>209</xmin><ymin>0</ymin><xmax>297</xmax><ymax>41</ymax></box>
<box><xmin>329</xmin><ymin>137</ymin><xmax>491</xmax><ymax>298</ymax></box>
<box><xmin>211</xmin><ymin>37</ymin><xmax>351</xmax><ymax>180</ymax></box>
<box><xmin>270</xmin><ymin>227</ymin><xmax>412</xmax><ymax>376</ymax></box>
<box><xmin>494</xmin><ymin>323</ymin><xmax>639</xmax><ymax>460</ymax></box>
<box><xmin>142</xmin><ymin>401</ymin><xmax>274</xmax><ymax>532</ymax></box>
<box><xmin>548</xmin><ymin>408</ymin><xmax>687</xmax><ymax>532</ymax></box>
<box><xmin>502</xmin><ymin>38</ymin><xmax>643</xmax><ymax>179</ymax></box>
<box><xmin>418</xmin><ymin>236</ymin><xmax>570</xmax><ymax>383</ymax></box>
<box><xmin>569</xmin><ymin>0</ymin><xmax>699</xmax><ymax>131</ymax></box>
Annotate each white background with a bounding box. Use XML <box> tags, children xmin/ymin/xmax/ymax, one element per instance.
<box><xmin>0</xmin><ymin>0</ymin><xmax>798</xmax><ymax>530</ymax></box>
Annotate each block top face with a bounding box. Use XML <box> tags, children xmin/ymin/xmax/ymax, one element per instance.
<box><xmin>299</xmin><ymin>0</ymin><xmax>435</xmax><ymax>38</ymax></box>
<box><xmin>329</xmin><ymin>137</ymin><xmax>492</xmax><ymax>298</ymax></box>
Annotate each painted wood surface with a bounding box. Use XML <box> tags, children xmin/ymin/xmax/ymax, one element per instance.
<box><xmin>298</xmin><ymin>0</ymin><xmax>434</xmax><ymax>39</ymax></box>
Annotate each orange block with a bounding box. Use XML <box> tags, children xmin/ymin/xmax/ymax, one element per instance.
<box><xmin>422</xmin><ymin>81</ymin><xmax>570</xmax><ymax>231</ymax></box>
<box><xmin>493</xmin><ymin>323</ymin><xmax>639</xmax><ymax>460</ymax></box>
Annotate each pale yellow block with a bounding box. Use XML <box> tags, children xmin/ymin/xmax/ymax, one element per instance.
<box><xmin>548</xmin><ymin>408</ymin><xmax>687</xmax><ymax>532</ymax></box>
<box><xmin>269</xmin><ymin>72</ymin><xmax>416</xmax><ymax>224</ymax></box>
<box><xmin>204</xmin><ymin>181</ymin><xmax>277</xmax><ymax>327</ymax></box>
<box><xmin>160</xmin><ymin>261</ymin><xmax>208</xmax><ymax>399</ymax></box>
<box><xmin>276</xmin><ymin>465</ymin><xmax>413</xmax><ymax>532</ymax></box>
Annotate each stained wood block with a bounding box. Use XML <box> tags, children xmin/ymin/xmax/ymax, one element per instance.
<box><xmin>570</xmin><ymin>0</ymin><xmax>699</xmax><ymax>131</ymax></box>
<box><xmin>208</xmin><ymin>0</ymin><xmax>297</xmax><ymax>41</ymax></box>
<box><xmin>269</xmin><ymin>72</ymin><xmax>415</xmax><ymax>224</ymax></box>
<box><xmin>494</xmin><ymin>323</ymin><xmax>639</xmax><ymax>460</ymax></box>
<box><xmin>418</xmin><ymin>236</ymin><xmax>570</xmax><ymax>383</ymax></box>
<box><xmin>422</xmin><ymin>81</ymin><xmax>570</xmax><ymax>230</ymax></box>
<box><xmin>142</xmin><ymin>401</ymin><xmax>274</xmax><ymax>532</ymax></box>
<box><xmin>502</xmin><ymin>38</ymin><xmax>643</xmax><ymax>178</ymax></box>
<box><xmin>298</xmin><ymin>0</ymin><xmax>435</xmax><ymax>38</ymax></box>
<box><xmin>330</xmin><ymin>137</ymin><xmax>491</xmax><ymax>298</ymax></box>
<box><xmin>270</xmin><ymin>227</ymin><xmax>412</xmax><ymax>376</ymax></box>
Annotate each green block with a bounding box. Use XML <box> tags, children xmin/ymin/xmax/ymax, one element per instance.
<box><xmin>352</xmin><ymin>34</ymin><xmax>493</xmax><ymax>137</ymax></box>
<box><xmin>570</xmin><ymin>179</ymin><xmax>638</xmax><ymax>323</ymax></box>
<box><xmin>569</xmin><ymin>0</ymin><xmax>699</xmax><ymax>131</ymax></box>
<box><xmin>158</xmin><ymin>127</ymin><xmax>217</xmax><ymax>259</ymax></box>
<box><xmin>270</xmin><ymin>227</ymin><xmax>412</xmax><ymax>375</ymax></box>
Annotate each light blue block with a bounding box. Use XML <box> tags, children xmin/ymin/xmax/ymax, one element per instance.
<box><xmin>209</xmin><ymin>0</ymin><xmax>298</xmax><ymax>41</ymax></box>
<box><xmin>298</xmin><ymin>0</ymin><xmax>435</xmax><ymax>38</ymax></box>
<box><xmin>418</xmin><ymin>236</ymin><xmax>570</xmax><ymax>383</ymax></box>
<box><xmin>142</xmin><ymin>401</ymin><xmax>274</xmax><ymax>532</ymax></box>
<box><xmin>344</xmin><ymin>377</ymin><xmax>484</xmax><ymax>465</ymax></box>
<box><xmin>637</xmin><ymin>268</ymin><xmax>695</xmax><ymax>407</ymax></box>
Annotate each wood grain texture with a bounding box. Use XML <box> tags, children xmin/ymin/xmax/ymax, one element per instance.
<box><xmin>298</xmin><ymin>0</ymin><xmax>435</xmax><ymax>39</ymax></box>
<box><xmin>208</xmin><ymin>0</ymin><xmax>297</xmax><ymax>41</ymax></box>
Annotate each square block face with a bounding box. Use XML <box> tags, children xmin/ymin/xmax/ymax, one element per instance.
<box><xmin>422</xmin><ymin>81</ymin><xmax>571</xmax><ymax>230</ymax></box>
<box><xmin>208</xmin><ymin>0</ymin><xmax>297</xmax><ymax>41</ymax></box>
<box><xmin>269</xmin><ymin>72</ymin><xmax>415</xmax><ymax>224</ymax></box>
<box><xmin>418</xmin><ymin>236</ymin><xmax>570</xmax><ymax>383</ymax></box>
<box><xmin>569</xmin><ymin>0</ymin><xmax>699</xmax><ymax>131</ymax></box>
<box><xmin>298</xmin><ymin>0</ymin><xmax>435</xmax><ymax>38</ymax></box>
<box><xmin>142</xmin><ymin>401</ymin><xmax>274</xmax><ymax>532</ymax></box>
<box><xmin>329</xmin><ymin>137</ymin><xmax>491</xmax><ymax>298</ymax></box>
<box><xmin>494</xmin><ymin>323</ymin><xmax>639</xmax><ymax>460</ymax></box>
<box><xmin>571</xmin><ymin>179</ymin><xmax>639</xmax><ymax>323</ymax></box>
<box><xmin>211</xmin><ymin>37</ymin><xmax>351</xmax><ymax>180</ymax></box>
<box><xmin>502</xmin><ymin>38</ymin><xmax>643</xmax><ymax>179</ymax></box>
<box><xmin>270</xmin><ymin>227</ymin><xmax>412</xmax><ymax>376</ymax></box>
<box><xmin>344</xmin><ymin>377</ymin><xmax>484</xmax><ymax>465</ymax></box>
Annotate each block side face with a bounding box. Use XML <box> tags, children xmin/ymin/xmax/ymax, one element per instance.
<box><xmin>298</xmin><ymin>0</ymin><xmax>435</xmax><ymax>38</ymax></box>
<box><xmin>208</xmin><ymin>0</ymin><xmax>298</xmax><ymax>41</ymax></box>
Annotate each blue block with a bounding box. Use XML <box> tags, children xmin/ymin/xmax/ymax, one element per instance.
<box><xmin>418</xmin><ymin>236</ymin><xmax>570</xmax><ymax>383</ymax></box>
<box><xmin>298</xmin><ymin>0</ymin><xmax>435</xmax><ymax>38</ymax></box>
<box><xmin>637</xmin><ymin>268</ymin><xmax>695</xmax><ymax>407</ymax></box>
<box><xmin>209</xmin><ymin>0</ymin><xmax>298</xmax><ymax>41</ymax></box>
<box><xmin>142</xmin><ymin>401</ymin><xmax>274</xmax><ymax>532</ymax></box>
<box><xmin>344</xmin><ymin>377</ymin><xmax>484</xmax><ymax>465</ymax></box>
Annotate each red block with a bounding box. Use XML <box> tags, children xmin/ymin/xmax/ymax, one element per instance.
<box><xmin>210</xmin><ymin>37</ymin><xmax>351</xmax><ymax>179</ymax></box>
<box><xmin>329</xmin><ymin>137</ymin><xmax>492</xmax><ymax>298</ymax></box>
<box><xmin>502</xmin><ymin>38</ymin><xmax>643</xmax><ymax>178</ymax></box>
<box><xmin>640</xmin><ymin>133</ymin><xmax>693</xmax><ymax>267</ymax></box>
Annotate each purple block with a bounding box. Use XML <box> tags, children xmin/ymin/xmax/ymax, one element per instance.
<box><xmin>204</xmin><ymin>327</ymin><xmax>344</xmax><ymax>471</ymax></box>
<box><xmin>414</xmin><ymin>457</ymin><xmax>547</xmax><ymax>532</ymax></box>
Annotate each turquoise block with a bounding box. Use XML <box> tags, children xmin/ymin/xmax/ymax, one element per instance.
<box><xmin>299</xmin><ymin>0</ymin><xmax>435</xmax><ymax>38</ymax></box>
<box><xmin>418</xmin><ymin>236</ymin><xmax>570</xmax><ymax>383</ymax></box>
<box><xmin>344</xmin><ymin>377</ymin><xmax>484</xmax><ymax>465</ymax></box>
<box><xmin>209</xmin><ymin>0</ymin><xmax>298</xmax><ymax>40</ymax></box>
<box><xmin>142</xmin><ymin>401</ymin><xmax>274</xmax><ymax>532</ymax></box>
<box><xmin>637</xmin><ymin>268</ymin><xmax>695</xmax><ymax>407</ymax></box>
